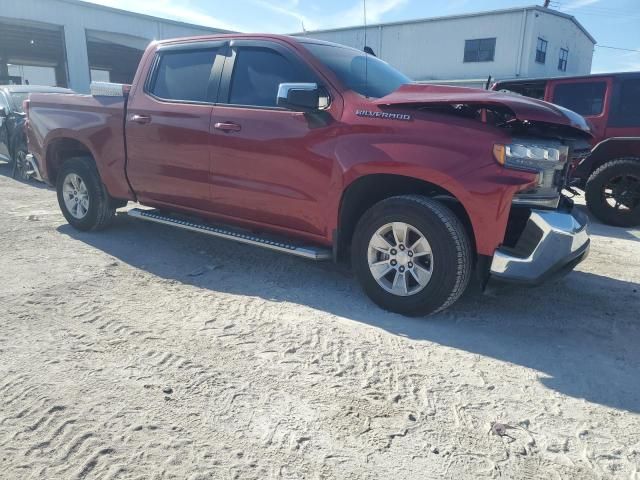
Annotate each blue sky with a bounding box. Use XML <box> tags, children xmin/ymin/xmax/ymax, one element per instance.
<box><xmin>86</xmin><ymin>0</ymin><xmax>640</xmax><ymax>73</ymax></box>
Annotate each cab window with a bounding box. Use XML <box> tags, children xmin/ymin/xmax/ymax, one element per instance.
<box><xmin>611</xmin><ymin>78</ymin><xmax>640</xmax><ymax>127</ymax></box>
<box><xmin>150</xmin><ymin>48</ymin><xmax>218</xmax><ymax>103</ymax></box>
<box><xmin>552</xmin><ymin>81</ymin><xmax>606</xmax><ymax>116</ymax></box>
<box><xmin>228</xmin><ymin>47</ymin><xmax>314</xmax><ymax>108</ymax></box>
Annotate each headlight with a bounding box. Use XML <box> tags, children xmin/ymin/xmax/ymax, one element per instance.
<box><xmin>493</xmin><ymin>142</ymin><xmax>568</xmax><ymax>172</ymax></box>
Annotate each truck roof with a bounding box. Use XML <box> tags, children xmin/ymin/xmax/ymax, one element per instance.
<box><xmin>494</xmin><ymin>71</ymin><xmax>640</xmax><ymax>85</ymax></box>
<box><xmin>153</xmin><ymin>33</ymin><xmax>352</xmax><ymax>50</ymax></box>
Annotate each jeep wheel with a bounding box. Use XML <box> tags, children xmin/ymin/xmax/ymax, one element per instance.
<box><xmin>585</xmin><ymin>158</ymin><xmax>640</xmax><ymax>227</ymax></box>
<box><xmin>352</xmin><ymin>195</ymin><xmax>471</xmax><ymax>316</ymax></box>
<box><xmin>56</xmin><ymin>158</ymin><xmax>116</xmax><ymax>231</ymax></box>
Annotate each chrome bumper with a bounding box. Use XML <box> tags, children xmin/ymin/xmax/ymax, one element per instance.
<box><xmin>490</xmin><ymin>209</ymin><xmax>590</xmax><ymax>284</ymax></box>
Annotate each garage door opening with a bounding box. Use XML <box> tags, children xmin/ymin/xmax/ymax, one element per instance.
<box><xmin>0</xmin><ymin>18</ymin><xmax>68</xmax><ymax>86</ymax></box>
<box><xmin>85</xmin><ymin>30</ymin><xmax>148</xmax><ymax>84</ymax></box>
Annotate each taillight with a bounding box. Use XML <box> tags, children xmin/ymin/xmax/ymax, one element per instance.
<box><xmin>23</xmin><ymin>99</ymin><xmax>30</xmax><ymax>117</ymax></box>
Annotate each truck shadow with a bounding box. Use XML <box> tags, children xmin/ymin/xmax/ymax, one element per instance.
<box><xmin>58</xmin><ymin>214</ymin><xmax>640</xmax><ymax>414</ymax></box>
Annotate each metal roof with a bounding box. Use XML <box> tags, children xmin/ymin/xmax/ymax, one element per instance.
<box><xmin>296</xmin><ymin>6</ymin><xmax>596</xmax><ymax>45</ymax></box>
<box><xmin>46</xmin><ymin>0</ymin><xmax>234</xmax><ymax>34</ymax></box>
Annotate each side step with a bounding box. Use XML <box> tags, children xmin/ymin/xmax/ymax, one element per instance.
<box><xmin>127</xmin><ymin>208</ymin><xmax>332</xmax><ymax>261</ymax></box>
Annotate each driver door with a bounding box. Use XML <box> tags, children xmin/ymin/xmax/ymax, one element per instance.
<box><xmin>209</xmin><ymin>40</ymin><xmax>338</xmax><ymax>237</ymax></box>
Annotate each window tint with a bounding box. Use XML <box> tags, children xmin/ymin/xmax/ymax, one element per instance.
<box><xmin>558</xmin><ymin>48</ymin><xmax>568</xmax><ymax>72</ymax></box>
<box><xmin>552</xmin><ymin>82</ymin><xmax>606</xmax><ymax>116</ymax></box>
<box><xmin>151</xmin><ymin>49</ymin><xmax>217</xmax><ymax>102</ymax></box>
<box><xmin>228</xmin><ymin>47</ymin><xmax>313</xmax><ymax>107</ymax></box>
<box><xmin>464</xmin><ymin>38</ymin><xmax>496</xmax><ymax>62</ymax></box>
<box><xmin>611</xmin><ymin>78</ymin><xmax>640</xmax><ymax>126</ymax></box>
<box><xmin>303</xmin><ymin>43</ymin><xmax>410</xmax><ymax>98</ymax></box>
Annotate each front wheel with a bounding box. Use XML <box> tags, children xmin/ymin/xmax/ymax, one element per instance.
<box><xmin>352</xmin><ymin>195</ymin><xmax>472</xmax><ymax>316</ymax></box>
<box><xmin>56</xmin><ymin>157</ymin><xmax>116</xmax><ymax>231</ymax></box>
<box><xmin>585</xmin><ymin>158</ymin><xmax>640</xmax><ymax>227</ymax></box>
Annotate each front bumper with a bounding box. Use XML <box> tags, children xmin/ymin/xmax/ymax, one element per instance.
<box><xmin>490</xmin><ymin>208</ymin><xmax>590</xmax><ymax>284</ymax></box>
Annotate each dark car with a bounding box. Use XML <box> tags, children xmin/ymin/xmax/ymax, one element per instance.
<box><xmin>0</xmin><ymin>85</ymin><xmax>72</xmax><ymax>179</ymax></box>
<box><xmin>493</xmin><ymin>72</ymin><xmax>640</xmax><ymax>227</ymax></box>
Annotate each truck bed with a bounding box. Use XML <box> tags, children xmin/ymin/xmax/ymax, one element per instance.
<box><xmin>27</xmin><ymin>92</ymin><xmax>132</xmax><ymax>200</ymax></box>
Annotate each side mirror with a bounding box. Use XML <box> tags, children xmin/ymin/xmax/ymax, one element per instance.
<box><xmin>277</xmin><ymin>83</ymin><xmax>329</xmax><ymax>112</ymax></box>
<box><xmin>0</xmin><ymin>106</ymin><xmax>7</xmax><ymax>118</ymax></box>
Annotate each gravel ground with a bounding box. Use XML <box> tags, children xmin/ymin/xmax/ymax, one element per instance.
<box><xmin>1</xmin><ymin>166</ymin><xmax>639</xmax><ymax>480</ymax></box>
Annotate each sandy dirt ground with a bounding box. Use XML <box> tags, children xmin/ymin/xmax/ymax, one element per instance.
<box><xmin>1</xmin><ymin>167</ymin><xmax>639</xmax><ymax>480</ymax></box>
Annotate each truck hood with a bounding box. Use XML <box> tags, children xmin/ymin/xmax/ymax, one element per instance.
<box><xmin>374</xmin><ymin>84</ymin><xmax>591</xmax><ymax>135</ymax></box>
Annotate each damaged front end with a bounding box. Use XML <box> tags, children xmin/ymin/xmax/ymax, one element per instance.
<box><xmin>376</xmin><ymin>84</ymin><xmax>593</xmax><ymax>285</ymax></box>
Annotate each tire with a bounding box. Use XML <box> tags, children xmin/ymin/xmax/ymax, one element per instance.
<box><xmin>56</xmin><ymin>157</ymin><xmax>115</xmax><ymax>231</ymax></box>
<box><xmin>351</xmin><ymin>195</ymin><xmax>472</xmax><ymax>316</ymax></box>
<box><xmin>585</xmin><ymin>158</ymin><xmax>640</xmax><ymax>227</ymax></box>
<box><xmin>11</xmin><ymin>147</ymin><xmax>29</xmax><ymax>180</ymax></box>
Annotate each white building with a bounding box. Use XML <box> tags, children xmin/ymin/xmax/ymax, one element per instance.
<box><xmin>296</xmin><ymin>6</ymin><xmax>596</xmax><ymax>86</ymax></box>
<box><xmin>0</xmin><ymin>0</ymin><xmax>229</xmax><ymax>92</ymax></box>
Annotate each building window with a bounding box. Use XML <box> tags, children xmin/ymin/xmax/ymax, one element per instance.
<box><xmin>558</xmin><ymin>48</ymin><xmax>569</xmax><ymax>72</ymax></box>
<box><xmin>463</xmin><ymin>38</ymin><xmax>496</xmax><ymax>62</ymax></box>
<box><xmin>536</xmin><ymin>37</ymin><xmax>548</xmax><ymax>64</ymax></box>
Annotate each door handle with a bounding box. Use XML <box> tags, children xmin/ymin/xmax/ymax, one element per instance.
<box><xmin>130</xmin><ymin>114</ymin><xmax>151</xmax><ymax>124</ymax></box>
<box><xmin>214</xmin><ymin>122</ymin><xmax>241</xmax><ymax>133</ymax></box>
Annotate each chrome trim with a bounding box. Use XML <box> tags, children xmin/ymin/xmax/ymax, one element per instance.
<box><xmin>511</xmin><ymin>194</ymin><xmax>560</xmax><ymax>209</ymax></box>
<box><xmin>490</xmin><ymin>209</ymin><xmax>589</xmax><ymax>283</ymax></box>
<box><xmin>127</xmin><ymin>208</ymin><xmax>332</xmax><ymax>261</ymax></box>
<box><xmin>277</xmin><ymin>82</ymin><xmax>330</xmax><ymax>110</ymax></box>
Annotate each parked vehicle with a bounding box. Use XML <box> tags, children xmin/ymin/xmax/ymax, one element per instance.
<box><xmin>0</xmin><ymin>85</ymin><xmax>72</xmax><ymax>180</ymax></box>
<box><xmin>493</xmin><ymin>72</ymin><xmax>640</xmax><ymax>227</ymax></box>
<box><xmin>26</xmin><ymin>35</ymin><xmax>592</xmax><ymax>315</ymax></box>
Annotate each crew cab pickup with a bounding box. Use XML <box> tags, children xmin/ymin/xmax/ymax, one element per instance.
<box><xmin>26</xmin><ymin>34</ymin><xmax>592</xmax><ymax>316</ymax></box>
<box><xmin>494</xmin><ymin>72</ymin><xmax>640</xmax><ymax>227</ymax></box>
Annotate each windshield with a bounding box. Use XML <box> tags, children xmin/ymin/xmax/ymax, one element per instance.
<box><xmin>9</xmin><ymin>92</ymin><xmax>29</xmax><ymax>113</ymax></box>
<box><xmin>303</xmin><ymin>43</ymin><xmax>411</xmax><ymax>98</ymax></box>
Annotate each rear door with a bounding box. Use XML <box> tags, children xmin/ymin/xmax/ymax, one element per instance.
<box><xmin>126</xmin><ymin>41</ymin><xmax>225</xmax><ymax>212</ymax></box>
<box><xmin>0</xmin><ymin>92</ymin><xmax>10</xmax><ymax>161</ymax></box>
<box><xmin>549</xmin><ymin>78</ymin><xmax>612</xmax><ymax>142</ymax></box>
<box><xmin>208</xmin><ymin>40</ymin><xmax>338</xmax><ymax>237</ymax></box>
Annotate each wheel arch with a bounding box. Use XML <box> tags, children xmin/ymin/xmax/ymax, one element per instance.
<box><xmin>579</xmin><ymin>138</ymin><xmax>640</xmax><ymax>185</ymax></box>
<box><xmin>45</xmin><ymin>137</ymin><xmax>96</xmax><ymax>186</ymax></box>
<box><xmin>335</xmin><ymin>173</ymin><xmax>476</xmax><ymax>263</ymax></box>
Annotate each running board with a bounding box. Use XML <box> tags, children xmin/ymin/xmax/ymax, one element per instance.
<box><xmin>127</xmin><ymin>208</ymin><xmax>332</xmax><ymax>261</ymax></box>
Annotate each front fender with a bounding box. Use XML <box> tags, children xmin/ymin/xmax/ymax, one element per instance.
<box><xmin>327</xmin><ymin>138</ymin><xmax>535</xmax><ymax>256</ymax></box>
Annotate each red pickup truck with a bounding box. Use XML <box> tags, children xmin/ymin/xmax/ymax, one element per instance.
<box><xmin>493</xmin><ymin>73</ymin><xmax>640</xmax><ymax>227</ymax></box>
<box><xmin>26</xmin><ymin>34</ymin><xmax>592</xmax><ymax>316</ymax></box>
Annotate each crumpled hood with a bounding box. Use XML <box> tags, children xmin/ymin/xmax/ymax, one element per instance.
<box><xmin>374</xmin><ymin>84</ymin><xmax>591</xmax><ymax>135</ymax></box>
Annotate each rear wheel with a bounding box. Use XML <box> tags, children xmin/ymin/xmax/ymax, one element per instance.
<box><xmin>56</xmin><ymin>157</ymin><xmax>116</xmax><ymax>231</ymax></box>
<box><xmin>352</xmin><ymin>195</ymin><xmax>472</xmax><ymax>316</ymax></box>
<box><xmin>585</xmin><ymin>158</ymin><xmax>640</xmax><ymax>227</ymax></box>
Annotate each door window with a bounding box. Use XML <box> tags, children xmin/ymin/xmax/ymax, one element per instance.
<box><xmin>552</xmin><ymin>81</ymin><xmax>606</xmax><ymax>116</ymax></box>
<box><xmin>611</xmin><ymin>78</ymin><xmax>640</xmax><ymax>127</ymax></box>
<box><xmin>150</xmin><ymin>48</ymin><xmax>218</xmax><ymax>102</ymax></box>
<box><xmin>228</xmin><ymin>47</ymin><xmax>314</xmax><ymax>108</ymax></box>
